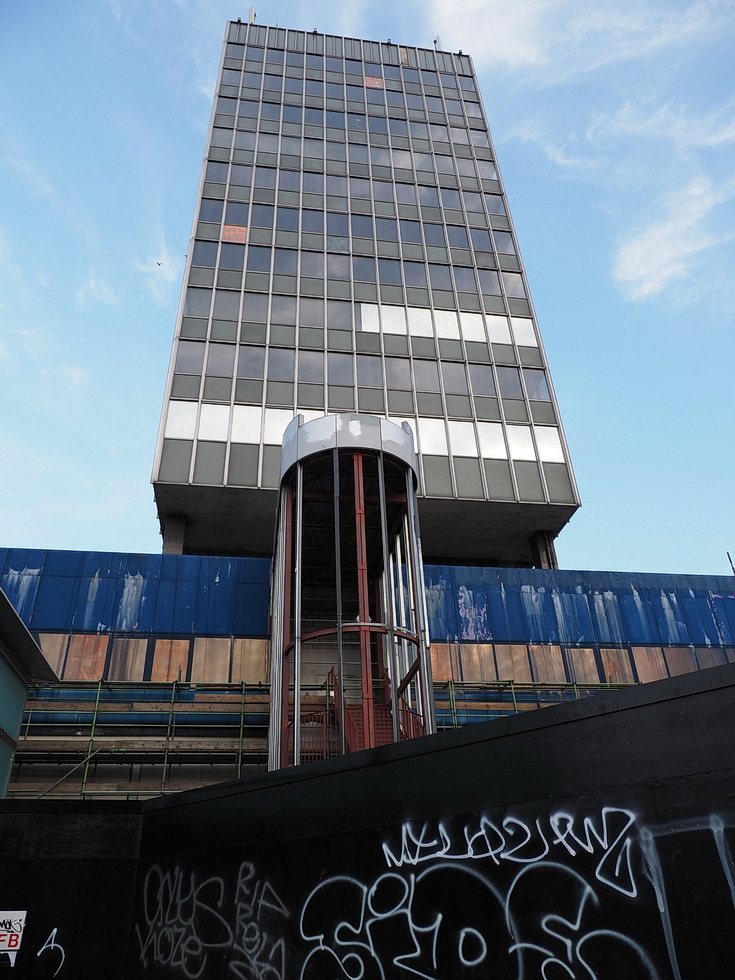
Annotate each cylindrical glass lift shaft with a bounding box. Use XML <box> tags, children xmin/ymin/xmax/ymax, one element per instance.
<box><xmin>268</xmin><ymin>414</ymin><xmax>435</xmax><ymax>770</ymax></box>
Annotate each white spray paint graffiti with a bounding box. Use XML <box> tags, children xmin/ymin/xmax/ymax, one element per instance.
<box><xmin>116</xmin><ymin>571</ymin><xmax>145</xmax><ymax>631</ymax></box>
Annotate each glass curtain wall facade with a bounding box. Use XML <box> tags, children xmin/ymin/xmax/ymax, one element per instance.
<box><xmin>153</xmin><ymin>22</ymin><xmax>579</xmax><ymax>564</ymax></box>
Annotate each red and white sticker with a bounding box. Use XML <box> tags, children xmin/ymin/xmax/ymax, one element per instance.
<box><xmin>0</xmin><ymin>912</ymin><xmax>26</xmax><ymax>966</ymax></box>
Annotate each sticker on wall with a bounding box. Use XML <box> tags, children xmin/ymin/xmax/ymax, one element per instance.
<box><xmin>0</xmin><ymin>912</ymin><xmax>26</xmax><ymax>967</ymax></box>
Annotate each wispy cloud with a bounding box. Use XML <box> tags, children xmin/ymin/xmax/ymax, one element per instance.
<box><xmin>75</xmin><ymin>276</ymin><xmax>118</xmax><ymax>307</ymax></box>
<box><xmin>426</xmin><ymin>0</ymin><xmax>732</xmax><ymax>81</ymax></box>
<box><xmin>133</xmin><ymin>231</ymin><xmax>180</xmax><ymax>306</ymax></box>
<box><xmin>57</xmin><ymin>364</ymin><xmax>88</xmax><ymax>388</ymax></box>
<box><xmin>503</xmin><ymin>119</ymin><xmax>601</xmax><ymax>174</ymax></box>
<box><xmin>612</xmin><ymin>177</ymin><xmax>733</xmax><ymax>301</ymax></box>
<box><xmin>589</xmin><ymin>99</ymin><xmax>735</xmax><ymax>151</ymax></box>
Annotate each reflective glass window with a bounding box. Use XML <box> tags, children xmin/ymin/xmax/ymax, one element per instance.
<box><xmin>441</xmin><ymin>362</ymin><xmax>468</xmax><ymax>394</ymax></box>
<box><xmin>428</xmin><ymin>264</ymin><xmax>452</xmax><ymax>290</ymax></box>
<box><xmin>237</xmin><ymin>346</ymin><xmax>265</xmax><ymax>378</ymax></box>
<box><xmin>200</xmin><ymin>199</ymin><xmax>223</xmax><ymax>222</ymax></box>
<box><xmin>447</xmin><ymin>225</ymin><xmax>469</xmax><ymax>248</ymax></box>
<box><xmin>276</xmin><ymin>208</ymin><xmax>299</xmax><ymax>231</ymax></box>
<box><xmin>503</xmin><ymin>272</ymin><xmax>526</xmax><ymax>297</ymax></box>
<box><xmin>192</xmin><ymin>241</ymin><xmax>217</xmax><ymax>267</ymax></box>
<box><xmin>267</xmin><ymin>348</ymin><xmax>294</xmax><ymax>381</ymax></box>
<box><xmin>497</xmin><ymin>366</ymin><xmax>523</xmax><ymax>398</ymax></box>
<box><xmin>385</xmin><ymin>358</ymin><xmax>411</xmax><ymax>389</ymax></box>
<box><xmin>176</xmin><ymin>340</ymin><xmax>205</xmax><ymax>373</ymax></box>
<box><xmin>352</xmin><ymin>256</ymin><xmax>376</xmax><ymax>281</ymax></box>
<box><xmin>454</xmin><ymin>267</ymin><xmax>476</xmax><ymax>292</ymax></box>
<box><xmin>328</xmin><ymin>352</ymin><xmax>353</xmax><ymax>385</ymax></box>
<box><xmin>423</xmin><ymin>224</ymin><xmax>446</xmax><ymax>246</ymax></box>
<box><xmin>225</xmin><ymin>202</ymin><xmax>249</xmax><ymax>225</ymax></box>
<box><xmin>493</xmin><ymin>231</ymin><xmax>516</xmax><ymax>253</ymax></box>
<box><xmin>478</xmin><ymin>269</ymin><xmax>500</xmax><ymax>294</ymax></box>
<box><xmin>213</xmin><ymin>291</ymin><xmax>239</xmax><ymax>320</ymax></box>
<box><xmin>351</xmin><ymin>214</ymin><xmax>373</xmax><ymax>238</ymax></box>
<box><xmin>378</xmin><ymin>259</ymin><xmax>402</xmax><ymax>285</ymax></box>
<box><xmin>300</xmin><ymin>252</ymin><xmax>323</xmax><ymax>278</ymax></box>
<box><xmin>271</xmin><ymin>296</ymin><xmax>296</xmax><ymax>324</ymax></box>
<box><xmin>230</xmin><ymin>164</ymin><xmax>252</xmax><ymax>186</ymax></box>
<box><xmin>400</xmin><ymin>220</ymin><xmax>422</xmax><ymax>244</ymax></box>
<box><xmin>255</xmin><ymin>167</ymin><xmax>276</xmax><ymax>188</ymax></box>
<box><xmin>220</xmin><ymin>243</ymin><xmax>245</xmax><ymax>270</ymax></box>
<box><xmin>470</xmin><ymin>228</ymin><xmax>492</xmax><ymax>250</ymax></box>
<box><xmin>246</xmin><ymin>246</ymin><xmax>271</xmax><ymax>272</ymax></box>
<box><xmin>373</xmin><ymin>181</ymin><xmax>394</xmax><ymax>202</ymax></box>
<box><xmin>357</xmin><ymin>355</ymin><xmax>383</xmax><ymax>386</ymax></box>
<box><xmin>523</xmin><ymin>369</ymin><xmax>551</xmax><ymax>400</ymax></box>
<box><xmin>414</xmin><ymin>360</ymin><xmax>440</xmax><ymax>391</ymax></box>
<box><xmin>278</xmin><ymin>171</ymin><xmax>300</xmax><ymax>193</ymax></box>
<box><xmin>302</xmin><ymin>210</ymin><xmax>323</xmax><ymax>233</ymax></box>
<box><xmin>327</xmin><ymin>212</ymin><xmax>349</xmax><ymax>236</ymax></box>
<box><xmin>469</xmin><ymin>364</ymin><xmax>495</xmax><ymax>396</ymax></box>
<box><xmin>205</xmin><ymin>161</ymin><xmax>228</xmax><ymax>182</ymax></box>
<box><xmin>350</xmin><ymin>177</ymin><xmax>370</xmax><ymax>199</ymax></box>
<box><xmin>327</xmin><ymin>253</ymin><xmax>350</xmax><ymax>279</ymax></box>
<box><xmin>376</xmin><ymin>217</ymin><xmax>398</xmax><ymax>241</ymax></box>
<box><xmin>250</xmin><ymin>204</ymin><xmax>274</xmax><ymax>228</ymax></box>
<box><xmin>303</xmin><ymin>172</ymin><xmax>323</xmax><ymax>193</ymax></box>
<box><xmin>326</xmin><ymin>175</ymin><xmax>348</xmax><ymax>196</ymax></box>
<box><xmin>441</xmin><ymin>187</ymin><xmax>462</xmax><ymax>210</ymax></box>
<box><xmin>395</xmin><ymin>184</ymin><xmax>417</xmax><ymax>204</ymax></box>
<box><xmin>404</xmin><ymin>262</ymin><xmax>427</xmax><ymax>287</ymax></box>
<box><xmin>418</xmin><ymin>186</ymin><xmax>440</xmax><ymax>206</ymax></box>
<box><xmin>207</xmin><ymin>344</ymin><xmax>235</xmax><ymax>376</ymax></box>
<box><xmin>274</xmin><ymin>249</ymin><xmax>297</xmax><ymax>275</ymax></box>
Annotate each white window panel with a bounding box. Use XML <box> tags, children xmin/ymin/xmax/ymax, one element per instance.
<box><xmin>448</xmin><ymin>420</ymin><xmax>477</xmax><ymax>456</ymax></box>
<box><xmin>459</xmin><ymin>311</ymin><xmax>486</xmax><ymax>341</ymax></box>
<box><xmin>299</xmin><ymin>409</ymin><xmax>325</xmax><ymax>424</ymax></box>
<box><xmin>381</xmin><ymin>305</ymin><xmax>407</xmax><ymax>334</ymax></box>
<box><xmin>165</xmin><ymin>401</ymin><xmax>197</xmax><ymax>439</ymax></box>
<box><xmin>485</xmin><ymin>314</ymin><xmax>511</xmax><ymax>343</ymax></box>
<box><xmin>511</xmin><ymin>317</ymin><xmax>538</xmax><ymax>346</ymax></box>
<box><xmin>388</xmin><ymin>417</ymin><xmax>417</xmax><ymax>440</ymax></box>
<box><xmin>406</xmin><ymin>306</ymin><xmax>434</xmax><ymax>337</ymax></box>
<box><xmin>198</xmin><ymin>404</ymin><xmax>230</xmax><ymax>441</ymax></box>
<box><xmin>434</xmin><ymin>309</ymin><xmax>460</xmax><ymax>338</ymax></box>
<box><xmin>477</xmin><ymin>421</ymin><xmax>507</xmax><ymax>458</ymax></box>
<box><xmin>359</xmin><ymin>303</ymin><xmax>380</xmax><ymax>332</ymax></box>
<box><xmin>231</xmin><ymin>406</ymin><xmax>262</xmax><ymax>443</ymax></box>
<box><xmin>263</xmin><ymin>408</ymin><xmax>295</xmax><ymax>445</ymax></box>
<box><xmin>417</xmin><ymin>417</ymin><xmax>448</xmax><ymax>454</ymax></box>
<box><xmin>534</xmin><ymin>426</ymin><xmax>565</xmax><ymax>462</ymax></box>
<box><xmin>507</xmin><ymin>425</ymin><xmax>536</xmax><ymax>460</ymax></box>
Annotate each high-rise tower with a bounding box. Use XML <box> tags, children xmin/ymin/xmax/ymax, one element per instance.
<box><xmin>153</xmin><ymin>20</ymin><xmax>579</xmax><ymax>569</ymax></box>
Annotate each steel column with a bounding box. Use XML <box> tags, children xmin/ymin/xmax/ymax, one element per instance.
<box><xmin>353</xmin><ymin>452</ymin><xmax>374</xmax><ymax>749</ymax></box>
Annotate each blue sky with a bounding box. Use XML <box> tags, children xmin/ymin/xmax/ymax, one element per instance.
<box><xmin>1</xmin><ymin>0</ymin><xmax>733</xmax><ymax>575</ymax></box>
